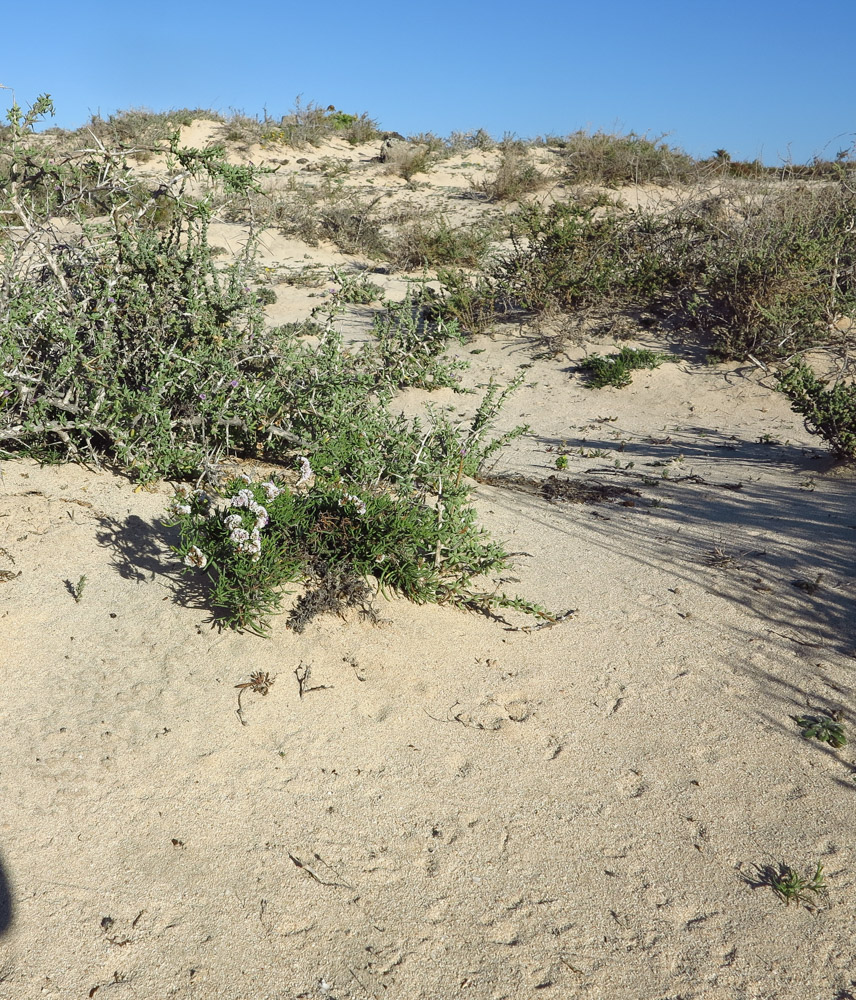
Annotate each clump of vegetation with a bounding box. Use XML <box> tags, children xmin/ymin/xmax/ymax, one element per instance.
<box><xmin>330</xmin><ymin>267</ymin><xmax>383</xmax><ymax>304</ymax></box>
<box><xmin>75</xmin><ymin>106</ymin><xmax>224</xmax><ymax>149</ymax></box>
<box><xmin>321</xmin><ymin>193</ymin><xmax>388</xmax><ymax>257</ymax></box>
<box><xmin>265</xmin><ymin>99</ymin><xmax>381</xmax><ymax>147</ymax></box>
<box><xmin>389</xmin><ymin>216</ymin><xmax>495</xmax><ymax>271</ymax></box>
<box><xmin>471</xmin><ymin>145</ymin><xmax>545</xmax><ymax>202</ymax></box>
<box><xmin>777</xmin><ymin>363</ymin><xmax>856</xmax><ymax>461</ymax></box>
<box><xmin>424</xmin><ymin>268</ymin><xmax>503</xmax><ymax>336</ymax></box>
<box><xmin>690</xmin><ymin>184</ymin><xmax>856</xmax><ymax>360</ymax></box>
<box><xmin>170</xmin><ymin>466</ymin><xmax>549</xmax><ymax>632</ymax></box>
<box><xmin>407</xmin><ymin>129</ymin><xmax>495</xmax><ymax>157</ymax></box>
<box><xmin>365</xmin><ymin>289</ymin><xmax>467</xmax><ymax>388</ymax></box>
<box><xmin>558</xmin><ymin>130</ymin><xmax>698</xmax><ymax>186</ymax></box>
<box><xmin>576</xmin><ymin>347</ymin><xmax>676</xmax><ymax>388</ymax></box>
<box><xmin>423</xmin><ymin>181</ymin><xmax>856</xmax><ymax>365</ymax></box>
<box><xmin>166</xmin><ymin>406</ymin><xmax>550</xmax><ymax>633</ymax></box>
<box><xmin>382</xmin><ymin>141</ymin><xmax>432</xmax><ymax>181</ymax></box>
<box><xmin>793</xmin><ymin>713</ymin><xmax>848</xmax><ymax>748</ymax></box>
<box><xmin>756</xmin><ymin>861</ymin><xmax>829</xmax><ymax>908</ymax></box>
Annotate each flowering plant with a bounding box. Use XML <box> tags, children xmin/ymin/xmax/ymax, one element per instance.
<box><xmin>165</xmin><ymin>459</ymin><xmax>553</xmax><ymax>634</ymax></box>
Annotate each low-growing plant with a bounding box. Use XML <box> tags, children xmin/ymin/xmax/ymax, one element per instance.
<box><xmin>471</xmin><ymin>147</ymin><xmax>545</xmax><ymax>202</ymax></box>
<box><xmin>318</xmin><ymin>187</ymin><xmax>388</xmax><ymax>257</ymax></box>
<box><xmin>757</xmin><ymin>861</ymin><xmax>829</xmax><ymax>907</ymax></box>
<box><xmin>167</xmin><ymin>446</ymin><xmax>551</xmax><ymax>634</ymax></box>
<box><xmin>330</xmin><ymin>267</ymin><xmax>383</xmax><ymax>304</ymax></box>
<box><xmin>65</xmin><ymin>574</ymin><xmax>87</xmax><ymax>603</ymax></box>
<box><xmin>793</xmin><ymin>713</ymin><xmax>848</xmax><ymax>748</ymax></box>
<box><xmin>559</xmin><ymin>129</ymin><xmax>698</xmax><ymax>186</ymax></box>
<box><xmin>383</xmin><ymin>142</ymin><xmax>432</xmax><ymax>181</ymax></box>
<box><xmin>577</xmin><ymin>347</ymin><xmax>676</xmax><ymax>388</ymax></box>
<box><xmin>389</xmin><ymin>216</ymin><xmax>494</xmax><ymax>271</ymax></box>
<box><xmin>776</xmin><ymin>363</ymin><xmax>856</xmax><ymax>460</ymax></box>
<box><xmin>425</xmin><ymin>268</ymin><xmax>503</xmax><ymax>336</ymax></box>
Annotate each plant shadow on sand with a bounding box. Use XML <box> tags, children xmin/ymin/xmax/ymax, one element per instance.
<box><xmin>94</xmin><ymin>513</ymin><xmax>224</xmax><ymax>624</ymax></box>
<box><xmin>0</xmin><ymin>854</ymin><xmax>12</xmax><ymax>937</ymax></box>
<box><xmin>482</xmin><ymin>435</ymin><xmax>855</xmax><ymax>743</ymax></box>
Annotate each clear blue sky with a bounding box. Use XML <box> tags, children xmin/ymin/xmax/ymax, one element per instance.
<box><xmin>3</xmin><ymin>0</ymin><xmax>854</xmax><ymax>165</ymax></box>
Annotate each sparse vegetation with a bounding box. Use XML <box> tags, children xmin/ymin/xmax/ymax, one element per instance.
<box><xmin>557</xmin><ymin>129</ymin><xmax>698</xmax><ymax>186</ymax></box>
<box><xmin>259</xmin><ymin>99</ymin><xmax>381</xmax><ymax>148</ymax></box>
<box><xmin>4</xmin><ymin>91</ymin><xmax>855</xmax><ymax>637</ymax></box>
<box><xmin>471</xmin><ymin>144</ymin><xmax>545</xmax><ymax>201</ymax></box>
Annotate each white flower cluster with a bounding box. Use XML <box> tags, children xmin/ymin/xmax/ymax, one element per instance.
<box><xmin>168</xmin><ymin>498</ymin><xmax>192</xmax><ymax>517</ymax></box>
<box><xmin>183</xmin><ymin>545</ymin><xmax>208</xmax><ymax>569</ymax></box>
<box><xmin>296</xmin><ymin>456</ymin><xmax>313</xmax><ymax>487</ymax></box>
<box><xmin>223</xmin><ymin>487</ymin><xmax>271</xmax><ymax>561</ymax></box>
<box><xmin>338</xmin><ymin>492</ymin><xmax>367</xmax><ymax>517</ymax></box>
<box><xmin>167</xmin><ymin>483</ymin><xmax>209</xmax><ymax>519</ymax></box>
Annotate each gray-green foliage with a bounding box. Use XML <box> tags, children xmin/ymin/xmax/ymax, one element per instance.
<box><xmin>2</xmin><ymin>96</ymin><xmax>550</xmax><ymax>629</ymax></box>
<box><xmin>426</xmin><ymin>187</ymin><xmax>856</xmax><ymax>364</ymax></box>
<box><xmin>167</xmin><ymin>411</ymin><xmax>546</xmax><ymax>634</ymax></box>
<box><xmin>557</xmin><ymin>130</ymin><xmax>698</xmax><ymax>186</ymax></box>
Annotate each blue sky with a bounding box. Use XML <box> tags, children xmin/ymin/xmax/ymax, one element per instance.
<box><xmin>3</xmin><ymin>0</ymin><xmax>853</xmax><ymax>165</ymax></box>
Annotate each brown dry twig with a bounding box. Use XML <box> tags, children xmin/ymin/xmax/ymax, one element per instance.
<box><xmin>235</xmin><ymin>670</ymin><xmax>276</xmax><ymax>725</ymax></box>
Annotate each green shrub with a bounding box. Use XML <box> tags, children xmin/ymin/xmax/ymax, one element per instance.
<box><xmin>424</xmin><ymin>269</ymin><xmax>503</xmax><ymax>336</ymax></box>
<box><xmin>577</xmin><ymin>347</ymin><xmax>676</xmax><ymax>388</ymax></box>
<box><xmin>471</xmin><ymin>147</ymin><xmax>544</xmax><ymax>202</ymax></box>
<box><xmin>166</xmin><ymin>466</ymin><xmax>548</xmax><ymax>634</ymax></box>
<box><xmin>691</xmin><ymin>185</ymin><xmax>856</xmax><ymax>360</ymax></box>
<box><xmin>777</xmin><ymin>363</ymin><xmax>856</xmax><ymax>460</ymax></box>
<box><xmin>559</xmin><ymin>130</ymin><xmax>698</xmax><ymax>186</ymax></box>
<box><xmin>389</xmin><ymin>216</ymin><xmax>494</xmax><ymax>270</ymax></box>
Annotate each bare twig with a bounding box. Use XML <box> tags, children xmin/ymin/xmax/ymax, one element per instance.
<box><xmin>235</xmin><ymin>670</ymin><xmax>275</xmax><ymax>725</ymax></box>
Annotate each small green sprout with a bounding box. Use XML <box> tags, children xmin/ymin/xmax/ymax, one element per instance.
<box><xmin>793</xmin><ymin>714</ymin><xmax>847</xmax><ymax>749</ymax></box>
<box><xmin>767</xmin><ymin>861</ymin><xmax>828</xmax><ymax>907</ymax></box>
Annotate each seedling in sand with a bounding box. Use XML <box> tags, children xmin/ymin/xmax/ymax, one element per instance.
<box><xmin>793</xmin><ymin>713</ymin><xmax>847</xmax><ymax>749</ymax></box>
<box><xmin>66</xmin><ymin>575</ymin><xmax>87</xmax><ymax>603</ymax></box>
<box><xmin>763</xmin><ymin>861</ymin><xmax>828</xmax><ymax>907</ymax></box>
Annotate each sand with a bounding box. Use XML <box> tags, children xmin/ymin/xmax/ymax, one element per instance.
<box><xmin>1</xmin><ymin>124</ymin><xmax>854</xmax><ymax>1000</ymax></box>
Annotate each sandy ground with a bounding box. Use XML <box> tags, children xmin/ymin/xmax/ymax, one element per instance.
<box><xmin>1</xmin><ymin>125</ymin><xmax>855</xmax><ymax>1000</ymax></box>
